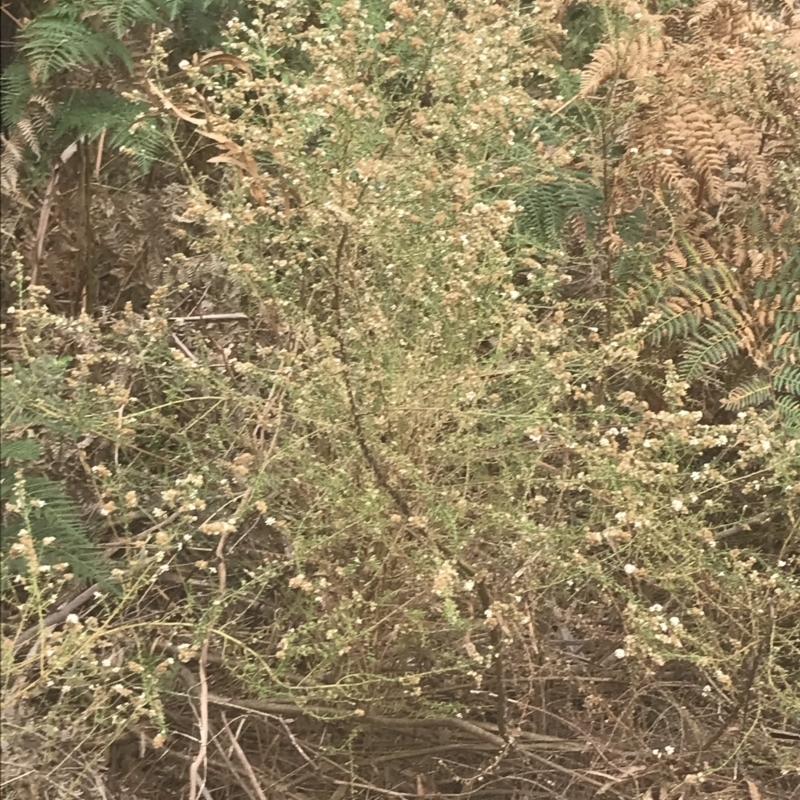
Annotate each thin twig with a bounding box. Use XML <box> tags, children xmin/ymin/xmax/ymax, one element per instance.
<box><xmin>221</xmin><ymin>712</ymin><xmax>270</xmax><ymax>800</ymax></box>
<box><xmin>171</xmin><ymin>332</ymin><xmax>198</xmax><ymax>361</ymax></box>
<box><xmin>188</xmin><ymin>637</ymin><xmax>210</xmax><ymax>800</ymax></box>
<box><xmin>190</xmin><ymin>488</ymin><xmax>235</xmax><ymax>799</ymax></box>
<box><xmin>206</xmin><ymin>720</ymin><xmax>260</xmax><ymax>800</ymax></box>
<box><xmin>30</xmin><ymin>168</ymin><xmax>60</xmax><ymax>286</ymax></box>
<box><xmin>94</xmin><ymin>129</ymin><xmax>106</xmax><ymax>179</ymax></box>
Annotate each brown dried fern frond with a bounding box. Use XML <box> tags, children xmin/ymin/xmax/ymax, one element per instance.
<box><xmin>689</xmin><ymin>0</ymin><xmax>754</xmax><ymax>42</ymax></box>
<box><xmin>0</xmin><ymin>94</ymin><xmax>55</xmax><ymax>202</ymax></box>
<box><xmin>0</xmin><ymin>136</ymin><xmax>25</xmax><ymax>198</ymax></box>
<box><xmin>13</xmin><ymin>93</ymin><xmax>53</xmax><ymax>156</ymax></box>
<box><xmin>578</xmin><ymin>21</ymin><xmax>666</xmax><ymax>98</ymax></box>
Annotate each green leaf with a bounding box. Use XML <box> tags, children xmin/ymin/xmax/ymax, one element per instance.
<box><xmin>0</xmin><ymin>62</ymin><xmax>33</xmax><ymax>126</ymax></box>
<box><xmin>19</xmin><ymin>7</ymin><xmax>131</xmax><ymax>83</ymax></box>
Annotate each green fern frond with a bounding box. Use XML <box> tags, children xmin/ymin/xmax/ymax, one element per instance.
<box><xmin>646</xmin><ymin>302</ymin><xmax>701</xmax><ymax>346</ymax></box>
<box><xmin>0</xmin><ymin>355</ymin><xmax>113</xmax><ymax>589</ymax></box>
<box><xmin>515</xmin><ymin>173</ymin><xmax>602</xmax><ymax>253</ymax></box>
<box><xmin>515</xmin><ymin>179</ymin><xmax>563</xmax><ymax>250</ymax></box>
<box><xmin>679</xmin><ymin>315</ymin><xmax>741</xmax><ymax>381</ymax></box>
<box><xmin>161</xmin><ymin>0</ymin><xmax>188</xmax><ymax>17</ymax></box>
<box><xmin>721</xmin><ymin>377</ymin><xmax>773</xmax><ymax>411</ymax></box>
<box><xmin>0</xmin><ymin>470</ymin><xmax>108</xmax><ymax>587</ymax></box>
<box><xmin>0</xmin><ymin>62</ymin><xmax>33</xmax><ymax>127</ymax></box>
<box><xmin>772</xmin><ymin>321</ymin><xmax>800</xmax><ymax>363</ymax></box>
<box><xmin>773</xmin><ymin>363</ymin><xmax>800</xmax><ymax>398</ymax></box>
<box><xmin>776</xmin><ymin>395</ymin><xmax>800</xmax><ymax>434</ymax></box>
<box><xmin>54</xmin><ymin>90</ymin><xmax>129</xmax><ymax>141</ymax></box>
<box><xmin>110</xmin><ymin>116</ymin><xmax>169</xmax><ymax>173</ymax></box>
<box><xmin>671</xmin><ymin>264</ymin><xmax>739</xmax><ymax>307</ymax></box>
<box><xmin>92</xmin><ymin>0</ymin><xmax>161</xmax><ymax>37</ymax></box>
<box><xmin>18</xmin><ymin>6</ymin><xmax>132</xmax><ymax>83</ymax></box>
<box><xmin>0</xmin><ymin>439</ymin><xmax>43</xmax><ymax>464</ymax></box>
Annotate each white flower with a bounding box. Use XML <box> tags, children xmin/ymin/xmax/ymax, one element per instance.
<box><xmin>671</xmin><ymin>498</ymin><xmax>684</xmax><ymax>512</ymax></box>
<box><xmin>614</xmin><ymin>648</ymin><xmax>626</xmax><ymax>659</ymax></box>
<box><xmin>624</xmin><ymin>564</ymin><xmax>637</xmax><ymax>575</ymax></box>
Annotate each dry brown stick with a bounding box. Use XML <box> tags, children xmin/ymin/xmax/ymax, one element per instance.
<box><xmin>190</xmin><ymin>472</ymin><xmax>240</xmax><ymax>800</ymax></box>
<box><xmin>171</xmin><ymin>332</ymin><xmax>198</xmax><ymax>361</ymax></box>
<box><xmin>170</xmin><ymin>313</ymin><xmax>249</xmax><ymax>323</ymax></box>
<box><xmin>93</xmin><ymin>129</ymin><xmax>106</xmax><ymax>180</ymax></box>
<box><xmin>188</xmin><ymin>637</ymin><xmax>210</xmax><ymax>800</ymax></box>
<box><xmin>203</xmin><ymin>693</ymin><xmax>586</xmax><ymax>751</ymax></box>
<box><xmin>714</xmin><ymin>510</ymin><xmax>776</xmax><ymax>541</ymax></box>
<box><xmin>331</xmin><ymin>781</ymin><xmax>413</xmax><ymax>799</ymax></box>
<box><xmin>220</xmin><ymin>712</ymin><xmax>270</xmax><ymax>800</ymax></box>
<box><xmin>30</xmin><ymin>168</ymin><xmax>59</xmax><ymax>287</ymax></box>
<box><xmin>205</xmin><ymin>721</ymin><xmax>260</xmax><ymax>800</ymax></box>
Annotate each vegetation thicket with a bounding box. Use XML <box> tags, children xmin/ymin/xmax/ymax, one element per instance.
<box><xmin>1</xmin><ymin>0</ymin><xmax>798</xmax><ymax>798</ymax></box>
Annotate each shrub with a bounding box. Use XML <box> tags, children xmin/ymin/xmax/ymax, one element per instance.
<box><xmin>1</xmin><ymin>0</ymin><xmax>798</xmax><ymax>798</ymax></box>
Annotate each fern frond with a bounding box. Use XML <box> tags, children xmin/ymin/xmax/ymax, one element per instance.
<box><xmin>679</xmin><ymin>316</ymin><xmax>741</xmax><ymax>381</ymax></box>
<box><xmin>721</xmin><ymin>377</ymin><xmax>772</xmax><ymax>411</ymax></box>
<box><xmin>0</xmin><ymin>472</ymin><xmax>107</xmax><ymax>585</ymax></box>
<box><xmin>92</xmin><ymin>0</ymin><xmax>161</xmax><ymax>37</ymax></box>
<box><xmin>772</xmin><ymin>325</ymin><xmax>800</xmax><ymax>362</ymax></box>
<box><xmin>110</xmin><ymin>116</ymin><xmax>169</xmax><ymax>173</ymax></box>
<box><xmin>0</xmin><ymin>137</ymin><xmax>25</xmax><ymax>197</ymax></box>
<box><xmin>54</xmin><ymin>90</ymin><xmax>147</xmax><ymax>141</ymax></box>
<box><xmin>578</xmin><ymin>41</ymin><xmax>620</xmax><ymax>98</ymax></box>
<box><xmin>646</xmin><ymin>301</ymin><xmax>701</xmax><ymax>346</ymax></box>
<box><xmin>19</xmin><ymin>6</ymin><xmax>131</xmax><ymax>83</ymax></box>
<box><xmin>0</xmin><ymin>62</ymin><xmax>33</xmax><ymax>127</ymax></box>
<box><xmin>515</xmin><ymin>174</ymin><xmax>602</xmax><ymax>253</ymax></box>
<box><xmin>773</xmin><ymin>363</ymin><xmax>800</xmax><ymax>398</ymax></box>
<box><xmin>0</xmin><ymin>439</ymin><xmax>43</xmax><ymax>464</ymax></box>
<box><xmin>776</xmin><ymin>395</ymin><xmax>800</xmax><ymax>434</ymax></box>
<box><xmin>1</xmin><ymin>361</ymin><xmax>108</xmax><ymax>587</ymax></box>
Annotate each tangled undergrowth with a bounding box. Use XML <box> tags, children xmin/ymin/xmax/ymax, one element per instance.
<box><xmin>1</xmin><ymin>1</ymin><xmax>798</xmax><ymax>799</ymax></box>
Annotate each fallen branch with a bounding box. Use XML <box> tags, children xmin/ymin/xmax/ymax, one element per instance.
<box><xmin>714</xmin><ymin>511</ymin><xmax>776</xmax><ymax>541</ymax></box>
<box><xmin>170</xmin><ymin>313</ymin><xmax>250</xmax><ymax>323</ymax></box>
<box><xmin>201</xmin><ymin>692</ymin><xmax>588</xmax><ymax>753</ymax></box>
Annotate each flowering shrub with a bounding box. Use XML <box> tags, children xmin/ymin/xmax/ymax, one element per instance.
<box><xmin>1</xmin><ymin>0</ymin><xmax>798</xmax><ymax>797</ymax></box>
